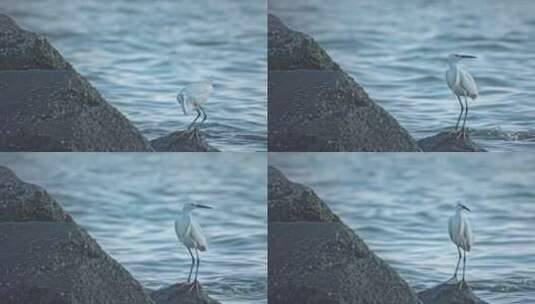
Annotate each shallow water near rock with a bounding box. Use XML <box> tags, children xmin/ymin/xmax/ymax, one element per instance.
<box><xmin>270</xmin><ymin>153</ymin><xmax>535</xmax><ymax>304</ymax></box>
<box><xmin>4</xmin><ymin>0</ymin><xmax>266</xmax><ymax>152</ymax></box>
<box><xmin>270</xmin><ymin>0</ymin><xmax>535</xmax><ymax>152</ymax></box>
<box><xmin>0</xmin><ymin>153</ymin><xmax>267</xmax><ymax>304</ymax></box>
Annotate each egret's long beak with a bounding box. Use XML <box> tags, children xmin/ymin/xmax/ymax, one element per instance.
<box><xmin>458</xmin><ymin>54</ymin><xmax>477</xmax><ymax>59</ymax></box>
<box><xmin>461</xmin><ymin>204</ymin><xmax>471</xmax><ymax>212</ymax></box>
<box><xmin>194</xmin><ymin>203</ymin><xmax>213</xmax><ymax>209</ymax></box>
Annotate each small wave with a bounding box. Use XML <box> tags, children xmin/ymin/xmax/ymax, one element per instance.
<box><xmin>477</xmin><ymin>278</ymin><xmax>535</xmax><ymax>293</ymax></box>
<box><xmin>470</xmin><ymin>127</ymin><xmax>535</xmax><ymax>142</ymax></box>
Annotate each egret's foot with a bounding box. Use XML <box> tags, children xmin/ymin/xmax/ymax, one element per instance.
<box><xmin>185</xmin><ymin>127</ymin><xmax>201</xmax><ymax>140</ymax></box>
<box><xmin>455</xmin><ymin>129</ymin><xmax>467</xmax><ymax>141</ymax></box>
<box><xmin>458</xmin><ymin>279</ymin><xmax>468</xmax><ymax>290</ymax></box>
<box><xmin>188</xmin><ymin>280</ymin><xmax>201</xmax><ymax>296</ymax></box>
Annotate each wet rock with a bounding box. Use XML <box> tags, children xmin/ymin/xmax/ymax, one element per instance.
<box><xmin>269</xmin><ymin>70</ymin><xmax>420</xmax><ymax>151</ymax></box>
<box><xmin>268</xmin><ymin>15</ymin><xmax>419</xmax><ymax>151</ymax></box>
<box><xmin>268</xmin><ymin>166</ymin><xmax>339</xmax><ymax>222</ymax></box>
<box><xmin>0</xmin><ymin>14</ymin><xmax>151</xmax><ymax>151</ymax></box>
<box><xmin>268</xmin><ymin>14</ymin><xmax>340</xmax><ymax>71</ymax></box>
<box><xmin>0</xmin><ymin>166</ymin><xmax>154</xmax><ymax>304</ymax></box>
<box><xmin>268</xmin><ymin>166</ymin><xmax>421</xmax><ymax>304</ymax></box>
<box><xmin>0</xmin><ymin>166</ymin><xmax>73</xmax><ymax>223</ymax></box>
<box><xmin>150</xmin><ymin>283</ymin><xmax>220</xmax><ymax>304</ymax></box>
<box><xmin>0</xmin><ymin>222</ymin><xmax>154</xmax><ymax>304</ymax></box>
<box><xmin>0</xmin><ymin>14</ymin><xmax>72</xmax><ymax>70</ymax></box>
<box><xmin>0</xmin><ymin>70</ymin><xmax>151</xmax><ymax>151</ymax></box>
<box><xmin>418</xmin><ymin>280</ymin><xmax>489</xmax><ymax>304</ymax></box>
<box><xmin>417</xmin><ymin>131</ymin><xmax>487</xmax><ymax>152</ymax></box>
<box><xmin>150</xmin><ymin>129</ymin><xmax>219</xmax><ymax>152</ymax></box>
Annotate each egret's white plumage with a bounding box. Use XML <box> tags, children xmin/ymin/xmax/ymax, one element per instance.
<box><xmin>448</xmin><ymin>202</ymin><xmax>474</xmax><ymax>287</ymax></box>
<box><xmin>176</xmin><ymin>81</ymin><xmax>213</xmax><ymax>129</ymax></box>
<box><xmin>445</xmin><ymin>53</ymin><xmax>479</xmax><ymax>137</ymax></box>
<box><xmin>175</xmin><ymin>203</ymin><xmax>212</xmax><ymax>283</ymax></box>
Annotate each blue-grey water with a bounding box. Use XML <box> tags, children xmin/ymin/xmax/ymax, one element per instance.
<box><xmin>0</xmin><ymin>153</ymin><xmax>267</xmax><ymax>304</ymax></box>
<box><xmin>269</xmin><ymin>0</ymin><xmax>535</xmax><ymax>152</ymax></box>
<box><xmin>270</xmin><ymin>153</ymin><xmax>535</xmax><ymax>304</ymax></box>
<box><xmin>3</xmin><ymin>0</ymin><xmax>267</xmax><ymax>151</ymax></box>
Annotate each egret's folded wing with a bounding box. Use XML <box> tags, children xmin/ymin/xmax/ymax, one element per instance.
<box><xmin>190</xmin><ymin>221</ymin><xmax>208</xmax><ymax>251</ymax></box>
<box><xmin>463</xmin><ymin>218</ymin><xmax>474</xmax><ymax>251</ymax></box>
<box><xmin>460</xmin><ymin>69</ymin><xmax>478</xmax><ymax>98</ymax></box>
<box><xmin>175</xmin><ymin>217</ymin><xmax>191</xmax><ymax>243</ymax></box>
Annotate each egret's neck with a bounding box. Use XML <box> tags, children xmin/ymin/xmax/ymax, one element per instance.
<box><xmin>448</xmin><ymin>60</ymin><xmax>458</xmax><ymax>72</ymax></box>
<box><xmin>180</xmin><ymin>209</ymin><xmax>192</xmax><ymax>221</ymax></box>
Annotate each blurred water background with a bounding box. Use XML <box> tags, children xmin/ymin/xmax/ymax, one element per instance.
<box><xmin>4</xmin><ymin>0</ymin><xmax>267</xmax><ymax>151</ymax></box>
<box><xmin>0</xmin><ymin>153</ymin><xmax>267</xmax><ymax>304</ymax></box>
<box><xmin>269</xmin><ymin>0</ymin><xmax>535</xmax><ymax>151</ymax></box>
<box><xmin>270</xmin><ymin>153</ymin><xmax>535</xmax><ymax>304</ymax></box>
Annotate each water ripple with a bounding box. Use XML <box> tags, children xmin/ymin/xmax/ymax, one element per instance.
<box><xmin>4</xmin><ymin>0</ymin><xmax>266</xmax><ymax>151</ymax></box>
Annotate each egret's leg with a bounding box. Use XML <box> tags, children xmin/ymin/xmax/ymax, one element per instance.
<box><xmin>461</xmin><ymin>96</ymin><xmax>469</xmax><ymax>137</ymax></box>
<box><xmin>194</xmin><ymin>248</ymin><xmax>200</xmax><ymax>283</ymax></box>
<box><xmin>452</xmin><ymin>246</ymin><xmax>462</xmax><ymax>279</ymax></box>
<box><xmin>462</xmin><ymin>249</ymin><xmax>467</xmax><ymax>283</ymax></box>
<box><xmin>455</xmin><ymin>95</ymin><xmax>464</xmax><ymax>131</ymax></box>
<box><xmin>187</xmin><ymin>109</ymin><xmax>202</xmax><ymax>130</ymax></box>
<box><xmin>199</xmin><ymin>106</ymin><xmax>207</xmax><ymax>126</ymax></box>
<box><xmin>186</xmin><ymin>247</ymin><xmax>195</xmax><ymax>283</ymax></box>
<box><xmin>188</xmin><ymin>249</ymin><xmax>201</xmax><ymax>294</ymax></box>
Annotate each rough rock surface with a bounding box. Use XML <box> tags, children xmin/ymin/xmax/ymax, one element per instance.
<box><xmin>268</xmin><ymin>166</ymin><xmax>339</xmax><ymax>222</ymax></box>
<box><xmin>0</xmin><ymin>14</ymin><xmax>151</xmax><ymax>151</ymax></box>
<box><xmin>268</xmin><ymin>166</ymin><xmax>421</xmax><ymax>304</ymax></box>
<box><xmin>417</xmin><ymin>131</ymin><xmax>487</xmax><ymax>152</ymax></box>
<box><xmin>268</xmin><ymin>14</ymin><xmax>340</xmax><ymax>71</ymax></box>
<box><xmin>150</xmin><ymin>130</ymin><xmax>219</xmax><ymax>152</ymax></box>
<box><xmin>0</xmin><ymin>166</ymin><xmax>73</xmax><ymax>223</ymax></box>
<box><xmin>418</xmin><ymin>280</ymin><xmax>489</xmax><ymax>304</ymax></box>
<box><xmin>150</xmin><ymin>283</ymin><xmax>220</xmax><ymax>304</ymax></box>
<box><xmin>0</xmin><ymin>166</ymin><xmax>154</xmax><ymax>304</ymax></box>
<box><xmin>269</xmin><ymin>70</ymin><xmax>420</xmax><ymax>151</ymax></box>
<box><xmin>0</xmin><ymin>14</ymin><xmax>72</xmax><ymax>70</ymax></box>
<box><xmin>0</xmin><ymin>222</ymin><xmax>153</xmax><ymax>304</ymax></box>
<box><xmin>268</xmin><ymin>14</ymin><xmax>419</xmax><ymax>151</ymax></box>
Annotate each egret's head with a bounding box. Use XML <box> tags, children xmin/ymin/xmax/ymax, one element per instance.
<box><xmin>448</xmin><ymin>53</ymin><xmax>477</xmax><ymax>63</ymax></box>
<box><xmin>176</xmin><ymin>93</ymin><xmax>184</xmax><ymax>105</ymax></box>
<box><xmin>183</xmin><ymin>202</ymin><xmax>213</xmax><ymax>212</ymax></box>
<box><xmin>205</xmin><ymin>79</ymin><xmax>214</xmax><ymax>89</ymax></box>
<box><xmin>455</xmin><ymin>202</ymin><xmax>471</xmax><ymax>212</ymax></box>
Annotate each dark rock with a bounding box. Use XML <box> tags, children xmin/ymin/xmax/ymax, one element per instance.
<box><xmin>150</xmin><ymin>283</ymin><xmax>220</xmax><ymax>304</ymax></box>
<box><xmin>150</xmin><ymin>129</ymin><xmax>219</xmax><ymax>152</ymax></box>
<box><xmin>417</xmin><ymin>131</ymin><xmax>487</xmax><ymax>152</ymax></box>
<box><xmin>268</xmin><ymin>167</ymin><xmax>421</xmax><ymax>304</ymax></box>
<box><xmin>0</xmin><ymin>70</ymin><xmax>151</xmax><ymax>151</ymax></box>
<box><xmin>268</xmin><ymin>166</ymin><xmax>339</xmax><ymax>222</ymax></box>
<box><xmin>0</xmin><ymin>14</ymin><xmax>72</xmax><ymax>71</ymax></box>
<box><xmin>0</xmin><ymin>166</ymin><xmax>73</xmax><ymax>223</ymax></box>
<box><xmin>268</xmin><ymin>15</ymin><xmax>419</xmax><ymax>151</ymax></box>
<box><xmin>0</xmin><ymin>222</ymin><xmax>154</xmax><ymax>304</ymax></box>
<box><xmin>0</xmin><ymin>14</ymin><xmax>151</xmax><ymax>151</ymax></box>
<box><xmin>418</xmin><ymin>280</ymin><xmax>489</xmax><ymax>304</ymax></box>
<box><xmin>268</xmin><ymin>14</ymin><xmax>340</xmax><ymax>71</ymax></box>
<box><xmin>269</xmin><ymin>70</ymin><xmax>420</xmax><ymax>151</ymax></box>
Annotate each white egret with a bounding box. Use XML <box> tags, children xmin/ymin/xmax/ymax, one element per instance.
<box><xmin>175</xmin><ymin>203</ymin><xmax>212</xmax><ymax>286</ymax></box>
<box><xmin>445</xmin><ymin>53</ymin><xmax>479</xmax><ymax>139</ymax></box>
<box><xmin>448</xmin><ymin>202</ymin><xmax>474</xmax><ymax>288</ymax></box>
<box><xmin>176</xmin><ymin>80</ymin><xmax>213</xmax><ymax>130</ymax></box>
